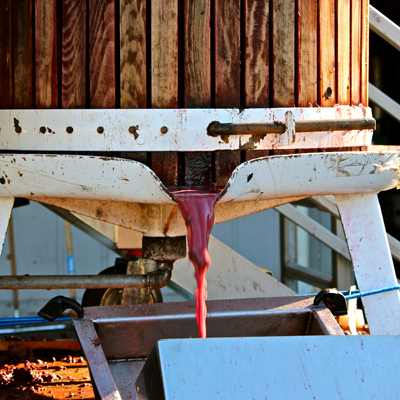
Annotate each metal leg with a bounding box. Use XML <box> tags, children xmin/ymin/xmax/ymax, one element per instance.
<box><xmin>336</xmin><ymin>193</ymin><xmax>400</xmax><ymax>335</ymax></box>
<box><xmin>0</xmin><ymin>198</ymin><xmax>14</xmax><ymax>258</ymax></box>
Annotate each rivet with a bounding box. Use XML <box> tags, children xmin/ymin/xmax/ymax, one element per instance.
<box><xmin>97</xmin><ymin>126</ymin><xmax>104</xmax><ymax>134</ymax></box>
<box><xmin>129</xmin><ymin>126</ymin><xmax>136</xmax><ymax>134</ymax></box>
<box><xmin>15</xmin><ymin>126</ymin><xmax>22</xmax><ymax>134</ymax></box>
<box><xmin>40</xmin><ymin>126</ymin><xmax>46</xmax><ymax>134</ymax></box>
<box><xmin>66</xmin><ymin>126</ymin><xmax>73</xmax><ymax>134</ymax></box>
<box><xmin>160</xmin><ymin>126</ymin><xmax>168</xmax><ymax>134</ymax></box>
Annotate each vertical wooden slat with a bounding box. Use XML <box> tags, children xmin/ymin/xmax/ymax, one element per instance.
<box><xmin>62</xmin><ymin>0</ymin><xmax>87</xmax><ymax>108</ymax></box>
<box><xmin>151</xmin><ymin>0</ymin><xmax>178</xmax><ymax>186</ymax></box>
<box><xmin>0</xmin><ymin>0</ymin><xmax>13</xmax><ymax>108</ymax></box>
<box><xmin>360</xmin><ymin>0</ymin><xmax>369</xmax><ymax>106</ymax></box>
<box><xmin>351</xmin><ymin>0</ymin><xmax>361</xmax><ymax>105</ymax></box>
<box><xmin>183</xmin><ymin>0</ymin><xmax>212</xmax><ymax>186</ymax></box>
<box><xmin>89</xmin><ymin>0</ymin><xmax>116</xmax><ymax>108</ymax></box>
<box><xmin>184</xmin><ymin>0</ymin><xmax>211</xmax><ymax>107</ymax></box>
<box><xmin>244</xmin><ymin>0</ymin><xmax>269</xmax><ymax>108</ymax></box>
<box><xmin>35</xmin><ymin>0</ymin><xmax>59</xmax><ymax>108</ymax></box>
<box><xmin>243</xmin><ymin>0</ymin><xmax>269</xmax><ymax>161</ymax></box>
<box><xmin>12</xmin><ymin>0</ymin><xmax>34</xmax><ymax>109</ymax></box>
<box><xmin>120</xmin><ymin>0</ymin><xmax>147</xmax><ymax>108</ymax></box>
<box><xmin>297</xmin><ymin>0</ymin><xmax>318</xmax><ymax>107</ymax></box>
<box><xmin>151</xmin><ymin>0</ymin><xmax>178</xmax><ymax>108</ymax></box>
<box><xmin>273</xmin><ymin>0</ymin><xmax>295</xmax><ymax>107</ymax></box>
<box><xmin>337</xmin><ymin>0</ymin><xmax>351</xmax><ymax>105</ymax></box>
<box><xmin>213</xmin><ymin>0</ymin><xmax>241</xmax><ymax>186</ymax></box>
<box><xmin>214</xmin><ymin>0</ymin><xmax>241</xmax><ymax>107</ymax></box>
<box><xmin>318</xmin><ymin>0</ymin><xmax>336</xmax><ymax>106</ymax></box>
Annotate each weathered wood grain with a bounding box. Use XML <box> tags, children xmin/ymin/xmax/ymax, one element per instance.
<box><xmin>351</xmin><ymin>0</ymin><xmax>361</xmax><ymax>105</ymax></box>
<box><xmin>35</xmin><ymin>0</ymin><xmax>59</xmax><ymax>108</ymax></box>
<box><xmin>151</xmin><ymin>0</ymin><xmax>178</xmax><ymax>108</ymax></box>
<box><xmin>12</xmin><ymin>0</ymin><xmax>34</xmax><ymax>108</ymax></box>
<box><xmin>245</xmin><ymin>150</ymin><xmax>269</xmax><ymax>161</ymax></box>
<box><xmin>244</xmin><ymin>0</ymin><xmax>269</xmax><ymax>108</ymax></box>
<box><xmin>151</xmin><ymin>0</ymin><xmax>178</xmax><ymax>185</ymax></box>
<box><xmin>184</xmin><ymin>152</ymin><xmax>212</xmax><ymax>186</ymax></box>
<box><xmin>361</xmin><ymin>0</ymin><xmax>369</xmax><ymax>106</ymax></box>
<box><xmin>184</xmin><ymin>0</ymin><xmax>211</xmax><ymax>107</ymax></box>
<box><xmin>215</xmin><ymin>151</ymin><xmax>240</xmax><ymax>186</ymax></box>
<box><xmin>318</xmin><ymin>0</ymin><xmax>336</xmax><ymax>106</ymax></box>
<box><xmin>62</xmin><ymin>0</ymin><xmax>87</xmax><ymax>108</ymax></box>
<box><xmin>337</xmin><ymin>0</ymin><xmax>351</xmax><ymax>105</ymax></box>
<box><xmin>0</xmin><ymin>0</ymin><xmax>12</xmax><ymax>108</ymax></box>
<box><xmin>273</xmin><ymin>0</ymin><xmax>295</xmax><ymax>107</ymax></box>
<box><xmin>120</xmin><ymin>0</ymin><xmax>147</xmax><ymax>108</ymax></box>
<box><xmin>214</xmin><ymin>0</ymin><xmax>241</xmax><ymax>107</ymax></box>
<box><xmin>214</xmin><ymin>0</ymin><xmax>241</xmax><ymax>185</ymax></box>
<box><xmin>297</xmin><ymin>0</ymin><xmax>318</xmax><ymax>106</ymax></box>
<box><xmin>89</xmin><ymin>0</ymin><xmax>116</xmax><ymax>108</ymax></box>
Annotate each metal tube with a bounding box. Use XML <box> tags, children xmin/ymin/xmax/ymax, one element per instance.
<box><xmin>0</xmin><ymin>268</ymin><xmax>172</xmax><ymax>290</ymax></box>
<box><xmin>207</xmin><ymin>118</ymin><xmax>376</xmax><ymax>136</ymax></box>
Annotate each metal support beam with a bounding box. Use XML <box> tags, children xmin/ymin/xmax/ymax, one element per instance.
<box><xmin>336</xmin><ymin>193</ymin><xmax>400</xmax><ymax>335</ymax></box>
<box><xmin>276</xmin><ymin>203</ymin><xmax>350</xmax><ymax>261</ymax></box>
<box><xmin>370</xmin><ymin>5</ymin><xmax>400</xmax><ymax>53</ymax></box>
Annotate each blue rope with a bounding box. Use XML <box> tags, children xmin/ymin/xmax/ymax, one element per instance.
<box><xmin>0</xmin><ymin>316</ymin><xmax>70</xmax><ymax>327</ymax></box>
<box><xmin>345</xmin><ymin>285</ymin><xmax>400</xmax><ymax>300</ymax></box>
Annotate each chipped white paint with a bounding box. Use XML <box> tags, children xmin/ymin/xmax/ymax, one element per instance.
<box><xmin>219</xmin><ymin>151</ymin><xmax>399</xmax><ymax>203</ymax></box>
<box><xmin>0</xmin><ymin>152</ymin><xmax>397</xmax><ymax>238</ymax></box>
<box><xmin>0</xmin><ymin>155</ymin><xmax>174</xmax><ymax>204</ymax></box>
<box><xmin>0</xmin><ymin>106</ymin><xmax>372</xmax><ymax>151</ymax></box>
<box><xmin>0</xmin><ymin>198</ymin><xmax>13</xmax><ymax>255</ymax></box>
<box><xmin>336</xmin><ymin>193</ymin><xmax>400</xmax><ymax>335</ymax></box>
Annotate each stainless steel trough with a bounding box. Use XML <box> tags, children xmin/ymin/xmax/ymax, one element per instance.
<box><xmin>72</xmin><ymin>296</ymin><xmax>342</xmax><ymax>400</ymax></box>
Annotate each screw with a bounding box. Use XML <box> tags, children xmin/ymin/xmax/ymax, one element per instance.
<box><xmin>66</xmin><ymin>126</ymin><xmax>73</xmax><ymax>134</ymax></box>
<box><xmin>97</xmin><ymin>126</ymin><xmax>104</xmax><ymax>134</ymax></box>
<box><xmin>40</xmin><ymin>126</ymin><xmax>46</xmax><ymax>134</ymax></box>
<box><xmin>15</xmin><ymin>126</ymin><xmax>22</xmax><ymax>133</ymax></box>
<box><xmin>160</xmin><ymin>126</ymin><xmax>168</xmax><ymax>134</ymax></box>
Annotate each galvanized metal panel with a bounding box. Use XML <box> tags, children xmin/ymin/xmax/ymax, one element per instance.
<box><xmin>137</xmin><ymin>336</ymin><xmax>400</xmax><ymax>400</ymax></box>
<box><xmin>0</xmin><ymin>107</ymin><xmax>372</xmax><ymax>151</ymax></box>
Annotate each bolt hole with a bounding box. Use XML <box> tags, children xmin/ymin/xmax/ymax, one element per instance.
<box><xmin>66</xmin><ymin>126</ymin><xmax>73</xmax><ymax>134</ymax></box>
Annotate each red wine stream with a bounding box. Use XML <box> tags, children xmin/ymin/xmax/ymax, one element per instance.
<box><xmin>172</xmin><ymin>189</ymin><xmax>220</xmax><ymax>338</ymax></box>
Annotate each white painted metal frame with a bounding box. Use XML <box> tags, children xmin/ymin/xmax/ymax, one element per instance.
<box><xmin>0</xmin><ymin>106</ymin><xmax>372</xmax><ymax>151</ymax></box>
<box><xmin>0</xmin><ymin>105</ymin><xmax>398</xmax><ymax>335</ymax></box>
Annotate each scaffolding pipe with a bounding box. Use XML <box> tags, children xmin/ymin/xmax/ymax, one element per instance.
<box><xmin>0</xmin><ymin>268</ymin><xmax>172</xmax><ymax>290</ymax></box>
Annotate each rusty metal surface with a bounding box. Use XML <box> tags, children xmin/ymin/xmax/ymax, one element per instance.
<box><xmin>142</xmin><ymin>236</ymin><xmax>186</xmax><ymax>261</ymax></box>
<box><xmin>0</xmin><ymin>268</ymin><xmax>172</xmax><ymax>290</ymax></box>
<box><xmin>73</xmin><ymin>319</ymin><xmax>121</xmax><ymax>400</ymax></box>
<box><xmin>73</xmin><ymin>297</ymin><xmax>341</xmax><ymax>361</ymax></box>
<box><xmin>72</xmin><ymin>297</ymin><xmax>342</xmax><ymax>400</ymax></box>
<box><xmin>207</xmin><ymin>117</ymin><xmax>376</xmax><ymax>136</ymax></box>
